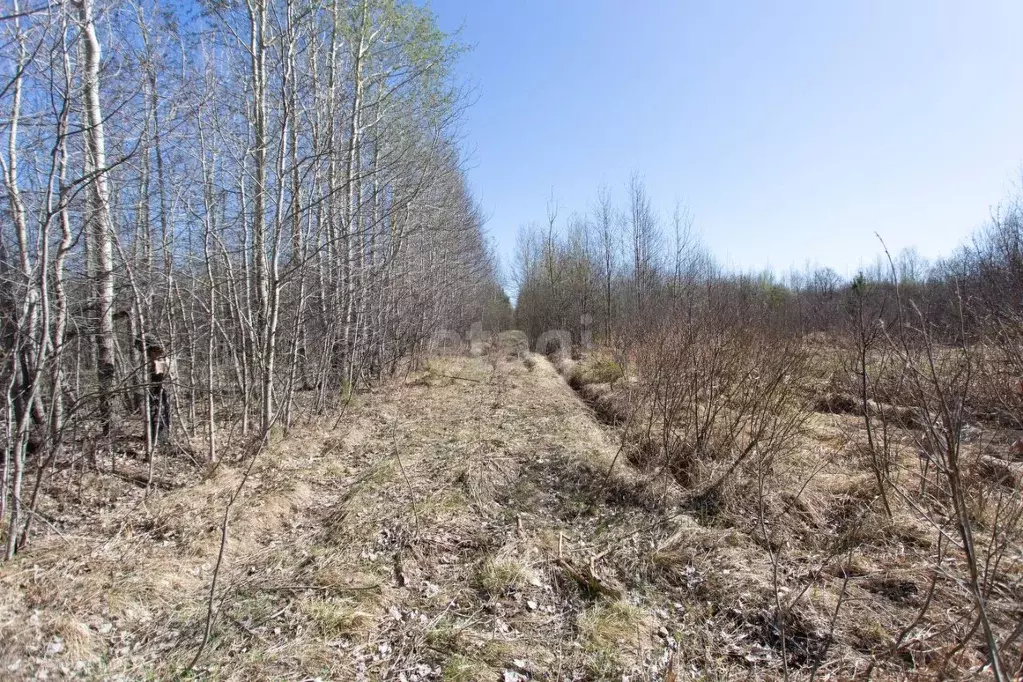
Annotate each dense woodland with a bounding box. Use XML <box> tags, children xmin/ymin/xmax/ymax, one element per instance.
<box><xmin>0</xmin><ymin>0</ymin><xmax>509</xmax><ymax>559</ymax></box>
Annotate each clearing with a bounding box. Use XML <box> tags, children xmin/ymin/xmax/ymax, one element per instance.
<box><xmin>2</xmin><ymin>348</ymin><xmax>690</xmax><ymax>680</ymax></box>
<box><xmin>2</xmin><ymin>342</ymin><xmax>1015</xmax><ymax>680</ymax></box>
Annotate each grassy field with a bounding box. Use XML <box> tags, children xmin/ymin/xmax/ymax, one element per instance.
<box><xmin>1</xmin><ymin>340</ymin><xmax>1021</xmax><ymax>680</ymax></box>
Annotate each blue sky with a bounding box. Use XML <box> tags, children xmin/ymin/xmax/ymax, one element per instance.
<box><xmin>427</xmin><ymin>0</ymin><xmax>1023</xmax><ymax>280</ymax></box>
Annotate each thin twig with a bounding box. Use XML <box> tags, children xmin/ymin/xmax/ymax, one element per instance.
<box><xmin>391</xmin><ymin>415</ymin><xmax>419</xmax><ymax>538</ymax></box>
<box><xmin>184</xmin><ymin>417</ymin><xmax>278</xmax><ymax>674</ymax></box>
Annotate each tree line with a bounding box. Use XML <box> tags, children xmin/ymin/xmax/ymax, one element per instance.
<box><xmin>0</xmin><ymin>0</ymin><xmax>506</xmax><ymax>558</ymax></box>
<box><xmin>514</xmin><ymin>173</ymin><xmax>1023</xmax><ymax>358</ymax></box>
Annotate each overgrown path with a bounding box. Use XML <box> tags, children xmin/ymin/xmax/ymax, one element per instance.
<box><xmin>2</xmin><ymin>352</ymin><xmax>696</xmax><ymax>680</ymax></box>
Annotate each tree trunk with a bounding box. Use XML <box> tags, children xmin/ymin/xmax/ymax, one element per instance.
<box><xmin>78</xmin><ymin>0</ymin><xmax>117</xmax><ymax>435</ymax></box>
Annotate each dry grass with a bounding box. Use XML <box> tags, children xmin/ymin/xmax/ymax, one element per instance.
<box><xmin>2</xmin><ymin>342</ymin><xmax>1021</xmax><ymax>680</ymax></box>
<box><xmin>555</xmin><ymin>344</ymin><xmax>1023</xmax><ymax>680</ymax></box>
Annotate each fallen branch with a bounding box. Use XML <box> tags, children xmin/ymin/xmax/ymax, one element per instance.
<box><xmin>258</xmin><ymin>583</ymin><xmax>380</xmax><ymax>593</ymax></box>
<box><xmin>555</xmin><ymin>556</ymin><xmax>621</xmax><ymax>599</ymax></box>
<box><xmin>109</xmin><ymin>469</ymin><xmax>177</xmax><ymax>491</ymax></box>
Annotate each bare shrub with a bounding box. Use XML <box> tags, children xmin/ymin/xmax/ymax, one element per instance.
<box><xmin>846</xmin><ymin>273</ymin><xmax>898</xmax><ymax>518</ymax></box>
<box><xmin>880</xmin><ymin>253</ymin><xmax>1022</xmax><ymax>680</ymax></box>
<box><xmin>633</xmin><ymin>301</ymin><xmax>812</xmax><ymax>510</ymax></box>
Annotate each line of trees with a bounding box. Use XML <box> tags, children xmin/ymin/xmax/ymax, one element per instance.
<box><xmin>515</xmin><ymin>177</ymin><xmax>710</xmax><ymax>347</ymax></box>
<box><xmin>515</xmin><ymin>174</ymin><xmax>1023</xmax><ymax>356</ymax></box>
<box><xmin>0</xmin><ymin>0</ymin><xmax>506</xmax><ymax>558</ymax></box>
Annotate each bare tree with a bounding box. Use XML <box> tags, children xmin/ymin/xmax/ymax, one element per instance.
<box><xmin>78</xmin><ymin>0</ymin><xmax>117</xmax><ymax>434</ymax></box>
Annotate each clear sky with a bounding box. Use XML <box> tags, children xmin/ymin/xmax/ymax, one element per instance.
<box><xmin>427</xmin><ymin>0</ymin><xmax>1023</xmax><ymax>280</ymax></box>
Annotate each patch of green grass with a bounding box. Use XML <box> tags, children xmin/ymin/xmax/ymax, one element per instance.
<box><xmin>301</xmin><ymin>597</ymin><xmax>375</xmax><ymax>638</ymax></box>
<box><xmin>577</xmin><ymin>600</ymin><xmax>646</xmax><ymax>650</ymax></box>
<box><xmin>575</xmin><ymin>601</ymin><xmax>650</xmax><ymax>678</ymax></box>
<box><xmin>474</xmin><ymin>557</ymin><xmax>534</xmax><ymax>597</ymax></box>
<box><xmin>582</xmin><ymin>648</ymin><xmax>627</xmax><ymax>680</ymax></box>
<box><xmin>852</xmin><ymin>618</ymin><xmax>890</xmax><ymax>653</ymax></box>
<box><xmin>442</xmin><ymin>654</ymin><xmax>492</xmax><ymax>681</ymax></box>
<box><xmin>421</xmin><ymin>489</ymin><xmax>469</xmax><ymax>516</ymax></box>
<box><xmin>570</xmin><ymin>358</ymin><xmax>624</xmax><ymax>387</ymax></box>
<box><xmin>428</xmin><ymin>621</ymin><xmax>511</xmax><ymax>664</ymax></box>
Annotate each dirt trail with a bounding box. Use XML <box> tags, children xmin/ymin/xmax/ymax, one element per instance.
<box><xmin>2</xmin><ymin>352</ymin><xmax>702</xmax><ymax>680</ymax></box>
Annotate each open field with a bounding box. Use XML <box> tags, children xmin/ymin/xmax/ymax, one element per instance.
<box><xmin>3</xmin><ymin>338</ymin><xmax>1020</xmax><ymax>680</ymax></box>
<box><xmin>555</xmin><ymin>343</ymin><xmax>1023</xmax><ymax>681</ymax></box>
